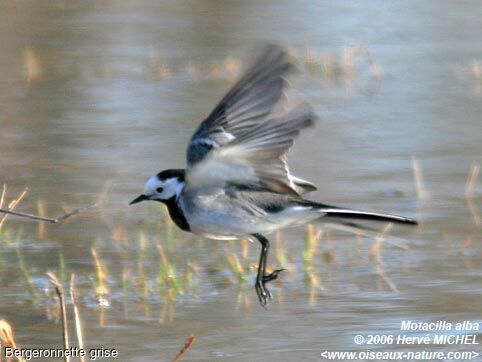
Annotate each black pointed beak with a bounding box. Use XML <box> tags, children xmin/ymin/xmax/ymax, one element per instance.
<box><xmin>129</xmin><ymin>194</ymin><xmax>148</xmax><ymax>205</ymax></box>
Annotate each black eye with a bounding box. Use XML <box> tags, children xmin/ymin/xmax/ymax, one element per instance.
<box><xmin>156</xmin><ymin>187</ymin><xmax>163</xmax><ymax>193</ymax></box>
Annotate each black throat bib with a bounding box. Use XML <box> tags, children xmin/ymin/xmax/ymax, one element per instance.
<box><xmin>160</xmin><ymin>197</ymin><xmax>190</xmax><ymax>232</ymax></box>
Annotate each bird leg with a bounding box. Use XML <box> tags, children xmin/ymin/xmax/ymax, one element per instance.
<box><xmin>252</xmin><ymin>234</ymin><xmax>285</xmax><ymax>307</ymax></box>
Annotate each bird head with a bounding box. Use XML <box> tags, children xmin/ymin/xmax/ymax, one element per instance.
<box><xmin>129</xmin><ymin>169</ymin><xmax>185</xmax><ymax>205</ymax></box>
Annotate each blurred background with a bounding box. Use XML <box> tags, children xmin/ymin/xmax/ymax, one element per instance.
<box><xmin>0</xmin><ymin>1</ymin><xmax>480</xmax><ymax>361</ymax></box>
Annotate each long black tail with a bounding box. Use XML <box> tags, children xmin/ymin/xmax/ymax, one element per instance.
<box><xmin>316</xmin><ymin>203</ymin><xmax>417</xmax><ymax>234</ymax></box>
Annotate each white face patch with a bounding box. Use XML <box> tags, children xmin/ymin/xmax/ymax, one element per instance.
<box><xmin>144</xmin><ymin>175</ymin><xmax>184</xmax><ymax>201</ymax></box>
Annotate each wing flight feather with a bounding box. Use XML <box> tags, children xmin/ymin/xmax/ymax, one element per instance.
<box><xmin>187</xmin><ymin>44</ymin><xmax>293</xmax><ymax>166</ymax></box>
<box><xmin>185</xmin><ymin>105</ymin><xmax>316</xmax><ymax>195</ymax></box>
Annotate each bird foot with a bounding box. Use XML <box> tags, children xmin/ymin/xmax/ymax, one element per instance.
<box><xmin>255</xmin><ymin>280</ymin><xmax>270</xmax><ymax>307</ymax></box>
<box><xmin>255</xmin><ymin>269</ymin><xmax>286</xmax><ymax>307</ymax></box>
<box><xmin>263</xmin><ymin>268</ymin><xmax>286</xmax><ymax>283</ymax></box>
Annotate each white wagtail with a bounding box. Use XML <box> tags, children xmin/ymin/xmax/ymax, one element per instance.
<box><xmin>130</xmin><ymin>44</ymin><xmax>417</xmax><ymax>306</ymax></box>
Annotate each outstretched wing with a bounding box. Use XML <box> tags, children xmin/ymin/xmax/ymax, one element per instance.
<box><xmin>187</xmin><ymin>44</ymin><xmax>292</xmax><ymax>166</ymax></box>
<box><xmin>185</xmin><ymin>105</ymin><xmax>316</xmax><ymax>195</ymax></box>
<box><xmin>186</xmin><ymin>44</ymin><xmax>317</xmax><ymax>194</ymax></box>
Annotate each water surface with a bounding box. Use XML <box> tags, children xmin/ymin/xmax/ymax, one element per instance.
<box><xmin>0</xmin><ymin>1</ymin><xmax>481</xmax><ymax>361</ymax></box>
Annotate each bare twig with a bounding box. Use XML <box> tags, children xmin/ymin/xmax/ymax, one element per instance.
<box><xmin>0</xmin><ymin>203</ymin><xmax>98</xmax><ymax>224</ymax></box>
<box><xmin>56</xmin><ymin>203</ymin><xmax>98</xmax><ymax>222</ymax></box>
<box><xmin>0</xmin><ymin>208</ymin><xmax>59</xmax><ymax>223</ymax></box>
<box><xmin>70</xmin><ymin>274</ymin><xmax>86</xmax><ymax>362</ymax></box>
<box><xmin>172</xmin><ymin>335</ymin><xmax>196</xmax><ymax>362</ymax></box>
<box><xmin>47</xmin><ymin>272</ymin><xmax>70</xmax><ymax>362</ymax></box>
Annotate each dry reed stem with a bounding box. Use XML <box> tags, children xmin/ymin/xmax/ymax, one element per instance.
<box><xmin>236</xmin><ymin>288</ymin><xmax>252</xmax><ymax>313</ymax></box>
<box><xmin>411</xmin><ymin>157</ymin><xmax>429</xmax><ymax>201</ymax></box>
<box><xmin>137</xmin><ymin>259</ymin><xmax>149</xmax><ymax>299</ymax></box>
<box><xmin>47</xmin><ymin>272</ymin><xmax>70</xmax><ymax>362</ymax></box>
<box><xmin>243</xmin><ymin>293</ymin><xmax>251</xmax><ymax>312</ymax></box>
<box><xmin>24</xmin><ymin>48</ymin><xmax>41</xmax><ymax>85</ymax></box>
<box><xmin>159</xmin><ymin>291</ymin><xmax>176</xmax><ymax>324</ymax></box>
<box><xmin>70</xmin><ymin>274</ymin><xmax>86</xmax><ymax>362</ymax></box>
<box><xmin>227</xmin><ymin>254</ymin><xmax>245</xmax><ymax>281</ymax></box>
<box><xmin>471</xmin><ymin>60</ymin><xmax>481</xmax><ymax>80</ymax></box>
<box><xmin>358</xmin><ymin>47</ymin><xmax>385</xmax><ymax>80</ymax></box>
<box><xmin>275</xmin><ymin>231</ymin><xmax>289</xmax><ymax>271</ymax></box>
<box><xmin>0</xmin><ymin>184</ymin><xmax>6</xmax><ymax>210</ymax></box>
<box><xmin>467</xmin><ymin>197</ymin><xmax>480</xmax><ymax>226</ymax></box>
<box><xmin>308</xmin><ymin>272</ymin><xmax>325</xmax><ymax>307</ymax></box>
<box><xmin>322</xmin><ymin>230</ymin><xmax>335</xmax><ymax>263</ymax></box>
<box><xmin>96</xmin><ymin>180</ymin><xmax>112</xmax><ymax>206</ymax></box>
<box><xmin>122</xmin><ymin>267</ymin><xmax>131</xmax><ymax>319</ymax></box>
<box><xmin>156</xmin><ymin>243</ymin><xmax>169</xmax><ymax>267</ymax></box>
<box><xmin>0</xmin><ymin>188</ymin><xmax>28</xmax><ymax>229</ymax></box>
<box><xmin>464</xmin><ymin>163</ymin><xmax>480</xmax><ymax>226</ymax></box>
<box><xmin>375</xmin><ymin>265</ymin><xmax>399</xmax><ymax>292</ymax></box>
<box><xmin>0</xmin><ymin>319</ymin><xmax>21</xmax><ymax>362</ymax></box>
<box><xmin>369</xmin><ymin>223</ymin><xmax>399</xmax><ymax>292</ymax></box>
<box><xmin>172</xmin><ymin>335</ymin><xmax>195</xmax><ymax>362</ymax></box>
<box><xmin>98</xmin><ymin>306</ymin><xmax>105</xmax><ymax>328</ymax></box>
<box><xmin>309</xmin><ymin>276</ymin><xmax>319</xmax><ymax>306</ymax></box>
<box><xmin>241</xmin><ymin>238</ymin><xmax>249</xmax><ymax>259</ymax></box>
<box><xmin>460</xmin><ymin>237</ymin><xmax>473</xmax><ymax>253</ymax></box>
<box><xmin>37</xmin><ymin>200</ymin><xmax>47</xmax><ymax>239</ymax></box>
<box><xmin>342</xmin><ymin>47</ymin><xmax>355</xmax><ymax>76</ymax></box>
<box><xmin>307</xmin><ymin>224</ymin><xmax>323</xmax><ymax>251</ymax></box>
<box><xmin>15</xmin><ymin>244</ymin><xmax>39</xmax><ymax>303</ymax></box>
<box><xmin>91</xmin><ymin>248</ymin><xmax>109</xmax><ymax>298</ymax></box>
<box><xmin>0</xmin><ymin>320</ymin><xmax>16</xmax><ymax>348</ymax></box>
<box><xmin>370</xmin><ymin>223</ymin><xmax>394</xmax><ymax>261</ymax></box>
<box><xmin>465</xmin><ymin>162</ymin><xmax>479</xmax><ymax>196</ymax></box>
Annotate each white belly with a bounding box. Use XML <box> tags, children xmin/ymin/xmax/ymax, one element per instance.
<box><xmin>178</xmin><ymin>190</ymin><xmax>321</xmax><ymax>239</ymax></box>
